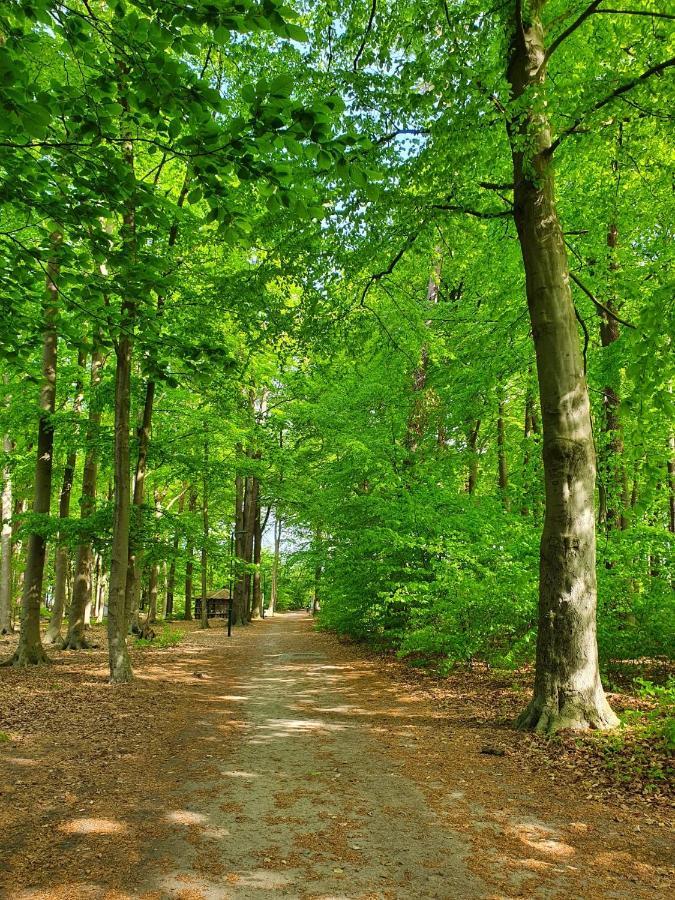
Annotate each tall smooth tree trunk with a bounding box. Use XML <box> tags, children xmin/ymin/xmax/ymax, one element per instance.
<box><xmin>125</xmin><ymin>379</ymin><xmax>155</xmax><ymax>635</ymax></box>
<box><xmin>497</xmin><ymin>396</ymin><xmax>510</xmax><ymax>511</ymax></box>
<box><xmin>184</xmin><ymin>487</ymin><xmax>197</xmax><ymax>620</ymax></box>
<box><xmin>668</xmin><ymin>435</ymin><xmax>675</xmax><ymax>535</ymax></box>
<box><xmin>312</xmin><ymin>530</ymin><xmax>322</xmax><ymax>615</ymax></box>
<box><xmin>200</xmin><ymin>439</ymin><xmax>210</xmax><ymax>630</ymax></box>
<box><xmin>250</xmin><ymin>496</ymin><xmax>262</xmax><ymax>620</ymax></box>
<box><xmin>125</xmin><ymin>172</ymin><xmax>189</xmax><ymax>632</ymax></box>
<box><xmin>45</xmin><ymin>349</ymin><xmax>86</xmax><ymax>646</ymax></box>
<box><xmin>521</xmin><ymin>388</ymin><xmax>537</xmax><ymax>516</ymax></box>
<box><xmin>107</xmin><ymin>113</ymin><xmax>135</xmax><ymax>683</ymax></box>
<box><xmin>233</xmin><ymin>471</ymin><xmax>247</xmax><ymax>625</ymax></box>
<box><xmin>242</xmin><ymin>472</ymin><xmax>259</xmax><ymax>622</ymax></box>
<box><xmin>64</xmin><ymin>345</ymin><xmax>104</xmax><ymax>649</ymax></box>
<box><xmin>506</xmin><ymin>1</ymin><xmax>617</xmax><ymax>731</ymax></box>
<box><xmin>165</xmin><ymin>489</ymin><xmax>185</xmax><ymax>617</ymax></box>
<box><xmin>598</xmin><ymin>218</ymin><xmax>628</xmax><ymax>532</ymax></box>
<box><xmin>466</xmin><ymin>419</ymin><xmax>481</xmax><ymax>495</ymax></box>
<box><xmin>0</xmin><ymin>431</ymin><xmax>13</xmax><ymax>634</ymax></box>
<box><xmin>269</xmin><ymin>515</ymin><xmax>281</xmax><ymax>616</ymax></box>
<box><xmin>405</xmin><ymin>257</ymin><xmax>442</xmax><ymax>456</ymax></box>
<box><xmin>8</xmin><ymin>232</ymin><xmax>61</xmax><ymax>666</ymax></box>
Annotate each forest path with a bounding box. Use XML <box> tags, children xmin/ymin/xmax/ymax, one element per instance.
<box><xmin>1</xmin><ymin>613</ymin><xmax>672</xmax><ymax>899</ymax></box>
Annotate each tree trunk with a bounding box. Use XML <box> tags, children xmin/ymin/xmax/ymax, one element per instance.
<box><xmin>147</xmin><ymin>560</ymin><xmax>158</xmax><ymax>625</ymax></box>
<box><xmin>598</xmin><ymin>218</ymin><xmax>628</xmax><ymax>531</ymax></box>
<box><xmin>521</xmin><ymin>384</ymin><xmax>539</xmax><ymax>517</ymax></box>
<box><xmin>107</xmin><ymin>112</ymin><xmax>135</xmax><ymax>683</ymax></box>
<box><xmin>184</xmin><ymin>487</ymin><xmax>197</xmax><ymax>620</ymax></box>
<box><xmin>64</xmin><ymin>345</ymin><xmax>104</xmax><ymax>649</ymax></box>
<box><xmin>312</xmin><ymin>530</ymin><xmax>322</xmax><ymax>616</ymax></box>
<box><xmin>497</xmin><ymin>396</ymin><xmax>510</xmax><ymax>511</ymax></box>
<box><xmin>125</xmin><ymin>378</ymin><xmax>155</xmax><ymax>635</ymax></box>
<box><xmin>233</xmin><ymin>471</ymin><xmax>247</xmax><ymax>625</ymax></box>
<box><xmin>250</xmin><ymin>495</ymin><xmax>262</xmax><ymax>620</ymax></box>
<box><xmin>0</xmin><ymin>430</ymin><xmax>13</xmax><ymax>634</ymax></box>
<box><xmin>269</xmin><ymin>515</ymin><xmax>281</xmax><ymax>616</ymax></box>
<box><xmin>242</xmin><ymin>472</ymin><xmax>259</xmax><ymax>622</ymax></box>
<box><xmin>8</xmin><ymin>232</ymin><xmax>61</xmax><ymax>666</ymax></box>
<box><xmin>506</xmin><ymin>3</ymin><xmax>617</xmax><ymax>731</ymax></box>
<box><xmin>45</xmin><ymin>350</ymin><xmax>86</xmax><ymax>645</ymax></box>
<box><xmin>125</xmin><ymin>173</ymin><xmax>189</xmax><ymax>632</ymax></box>
<box><xmin>668</xmin><ymin>435</ymin><xmax>675</xmax><ymax>535</ymax></box>
<box><xmin>466</xmin><ymin>419</ymin><xmax>481</xmax><ymax>495</ymax></box>
<box><xmin>165</xmin><ymin>489</ymin><xmax>185</xmax><ymax>618</ymax></box>
<box><xmin>200</xmin><ymin>439</ymin><xmax>210</xmax><ymax>630</ymax></box>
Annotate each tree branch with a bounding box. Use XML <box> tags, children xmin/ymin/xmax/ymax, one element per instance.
<box><xmin>432</xmin><ymin>203</ymin><xmax>512</xmax><ymax>219</ymax></box>
<box><xmin>569</xmin><ymin>271</ymin><xmax>636</xmax><ymax>329</ymax></box>
<box><xmin>543</xmin><ymin>0</ymin><xmax>605</xmax><ymax>68</ymax></box>
<box><xmin>549</xmin><ymin>55</ymin><xmax>675</xmax><ymax>153</ymax></box>
<box><xmin>595</xmin><ymin>8</ymin><xmax>675</xmax><ymax>20</ymax></box>
<box><xmin>353</xmin><ymin>0</ymin><xmax>377</xmax><ymax>71</ymax></box>
<box><xmin>574</xmin><ymin>304</ymin><xmax>590</xmax><ymax>374</ymax></box>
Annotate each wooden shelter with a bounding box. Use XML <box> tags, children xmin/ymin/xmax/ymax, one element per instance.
<box><xmin>194</xmin><ymin>587</ymin><xmax>232</xmax><ymax>619</ymax></box>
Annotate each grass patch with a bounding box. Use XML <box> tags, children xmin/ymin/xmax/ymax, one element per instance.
<box><xmin>135</xmin><ymin>626</ymin><xmax>184</xmax><ymax>650</ymax></box>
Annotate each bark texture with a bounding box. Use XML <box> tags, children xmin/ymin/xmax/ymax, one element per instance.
<box><xmin>0</xmin><ymin>431</ymin><xmax>13</xmax><ymax>633</ymax></box>
<box><xmin>64</xmin><ymin>346</ymin><xmax>104</xmax><ymax>649</ymax></box>
<box><xmin>201</xmin><ymin>441</ymin><xmax>210</xmax><ymax>630</ymax></box>
<box><xmin>10</xmin><ymin>232</ymin><xmax>61</xmax><ymax>666</ymax></box>
<box><xmin>250</xmin><ymin>497</ymin><xmax>262</xmax><ymax>620</ymax></box>
<box><xmin>107</xmin><ymin>113</ymin><xmax>135</xmax><ymax>683</ymax></box>
<box><xmin>183</xmin><ymin>487</ymin><xmax>197</xmax><ymax>621</ymax></box>
<box><xmin>45</xmin><ymin>350</ymin><xmax>86</xmax><ymax>646</ymax></box>
<box><xmin>165</xmin><ymin>489</ymin><xmax>185</xmax><ymax>617</ymax></box>
<box><xmin>466</xmin><ymin>419</ymin><xmax>481</xmax><ymax>495</ymax></box>
<box><xmin>497</xmin><ymin>397</ymin><xmax>510</xmax><ymax>511</ymax></box>
<box><xmin>506</xmin><ymin>2</ymin><xmax>617</xmax><ymax>732</ymax></box>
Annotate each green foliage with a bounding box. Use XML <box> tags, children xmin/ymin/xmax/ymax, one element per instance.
<box><xmin>134</xmin><ymin>626</ymin><xmax>183</xmax><ymax>650</ymax></box>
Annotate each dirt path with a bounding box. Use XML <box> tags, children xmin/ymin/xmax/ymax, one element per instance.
<box><xmin>1</xmin><ymin>613</ymin><xmax>672</xmax><ymax>899</ymax></box>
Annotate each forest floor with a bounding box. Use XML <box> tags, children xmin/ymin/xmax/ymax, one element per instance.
<box><xmin>0</xmin><ymin>613</ymin><xmax>672</xmax><ymax>900</ymax></box>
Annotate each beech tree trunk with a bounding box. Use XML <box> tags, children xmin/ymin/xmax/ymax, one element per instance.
<box><xmin>250</xmin><ymin>496</ymin><xmax>262</xmax><ymax>620</ymax></box>
<box><xmin>521</xmin><ymin>387</ymin><xmax>539</xmax><ymax>517</ymax></box>
<box><xmin>312</xmin><ymin>530</ymin><xmax>322</xmax><ymax>616</ymax></box>
<box><xmin>243</xmin><ymin>473</ymin><xmax>258</xmax><ymax>621</ymax></box>
<box><xmin>107</xmin><ymin>112</ymin><xmax>136</xmax><ymax>683</ymax></box>
<box><xmin>184</xmin><ymin>487</ymin><xmax>197</xmax><ymax>620</ymax></box>
<box><xmin>466</xmin><ymin>419</ymin><xmax>481</xmax><ymax>495</ymax></box>
<box><xmin>9</xmin><ymin>232</ymin><xmax>61</xmax><ymax>666</ymax></box>
<box><xmin>200</xmin><ymin>439</ymin><xmax>209</xmax><ymax>630</ymax></box>
<box><xmin>269</xmin><ymin>515</ymin><xmax>281</xmax><ymax>616</ymax></box>
<box><xmin>125</xmin><ymin>378</ymin><xmax>155</xmax><ymax>635</ymax></box>
<box><xmin>233</xmin><ymin>471</ymin><xmax>246</xmax><ymax>625</ymax></box>
<box><xmin>668</xmin><ymin>435</ymin><xmax>675</xmax><ymax>535</ymax></box>
<box><xmin>45</xmin><ymin>349</ymin><xmax>86</xmax><ymax>646</ymax></box>
<box><xmin>506</xmin><ymin>2</ymin><xmax>617</xmax><ymax>732</ymax></box>
<box><xmin>598</xmin><ymin>219</ymin><xmax>628</xmax><ymax>532</ymax></box>
<box><xmin>497</xmin><ymin>397</ymin><xmax>510</xmax><ymax>511</ymax></box>
<box><xmin>63</xmin><ymin>345</ymin><xmax>104</xmax><ymax>649</ymax></box>
<box><xmin>165</xmin><ymin>490</ymin><xmax>185</xmax><ymax>617</ymax></box>
<box><xmin>0</xmin><ymin>431</ymin><xmax>13</xmax><ymax>634</ymax></box>
<box><xmin>405</xmin><ymin>262</ymin><xmax>442</xmax><ymax>454</ymax></box>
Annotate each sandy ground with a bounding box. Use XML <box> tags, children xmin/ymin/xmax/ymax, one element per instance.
<box><xmin>0</xmin><ymin>613</ymin><xmax>672</xmax><ymax>899</ymax></box>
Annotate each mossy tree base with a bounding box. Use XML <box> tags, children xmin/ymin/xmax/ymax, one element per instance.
<box><xmin>517</xmin><ymin>690</ymin><xmax>619</xmax><ymax>734</ymax></box>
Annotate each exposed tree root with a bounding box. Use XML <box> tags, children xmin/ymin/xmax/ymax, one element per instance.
<box><xmin>517</xmin><ymin>691</ymin><xmax>619</xmax><ymax>734</ymax></box>
<box><xmin>1</xmin><ymin>644</ymin><xmax>51</xmax><ymax>667</ymax></box>
<box><xmin>43</xmin><ymin>629</ymin><xmax>64</xmax><ymax>647</ymax></box>
<box><xmin>136</xmin><ymin>622</ymin><xmax>155</xmax><ymax>641</ymax></box>
<box><xmin>61</xmin><ymin>635</ymin><xmax>92</xmax><ymax>651</ymax></box>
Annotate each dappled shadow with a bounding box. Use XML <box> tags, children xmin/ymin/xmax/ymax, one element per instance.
<box><xmin>1</xmin><ymin>612</ymin><xmax>670</xmax><ymax>899</ymax></box>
